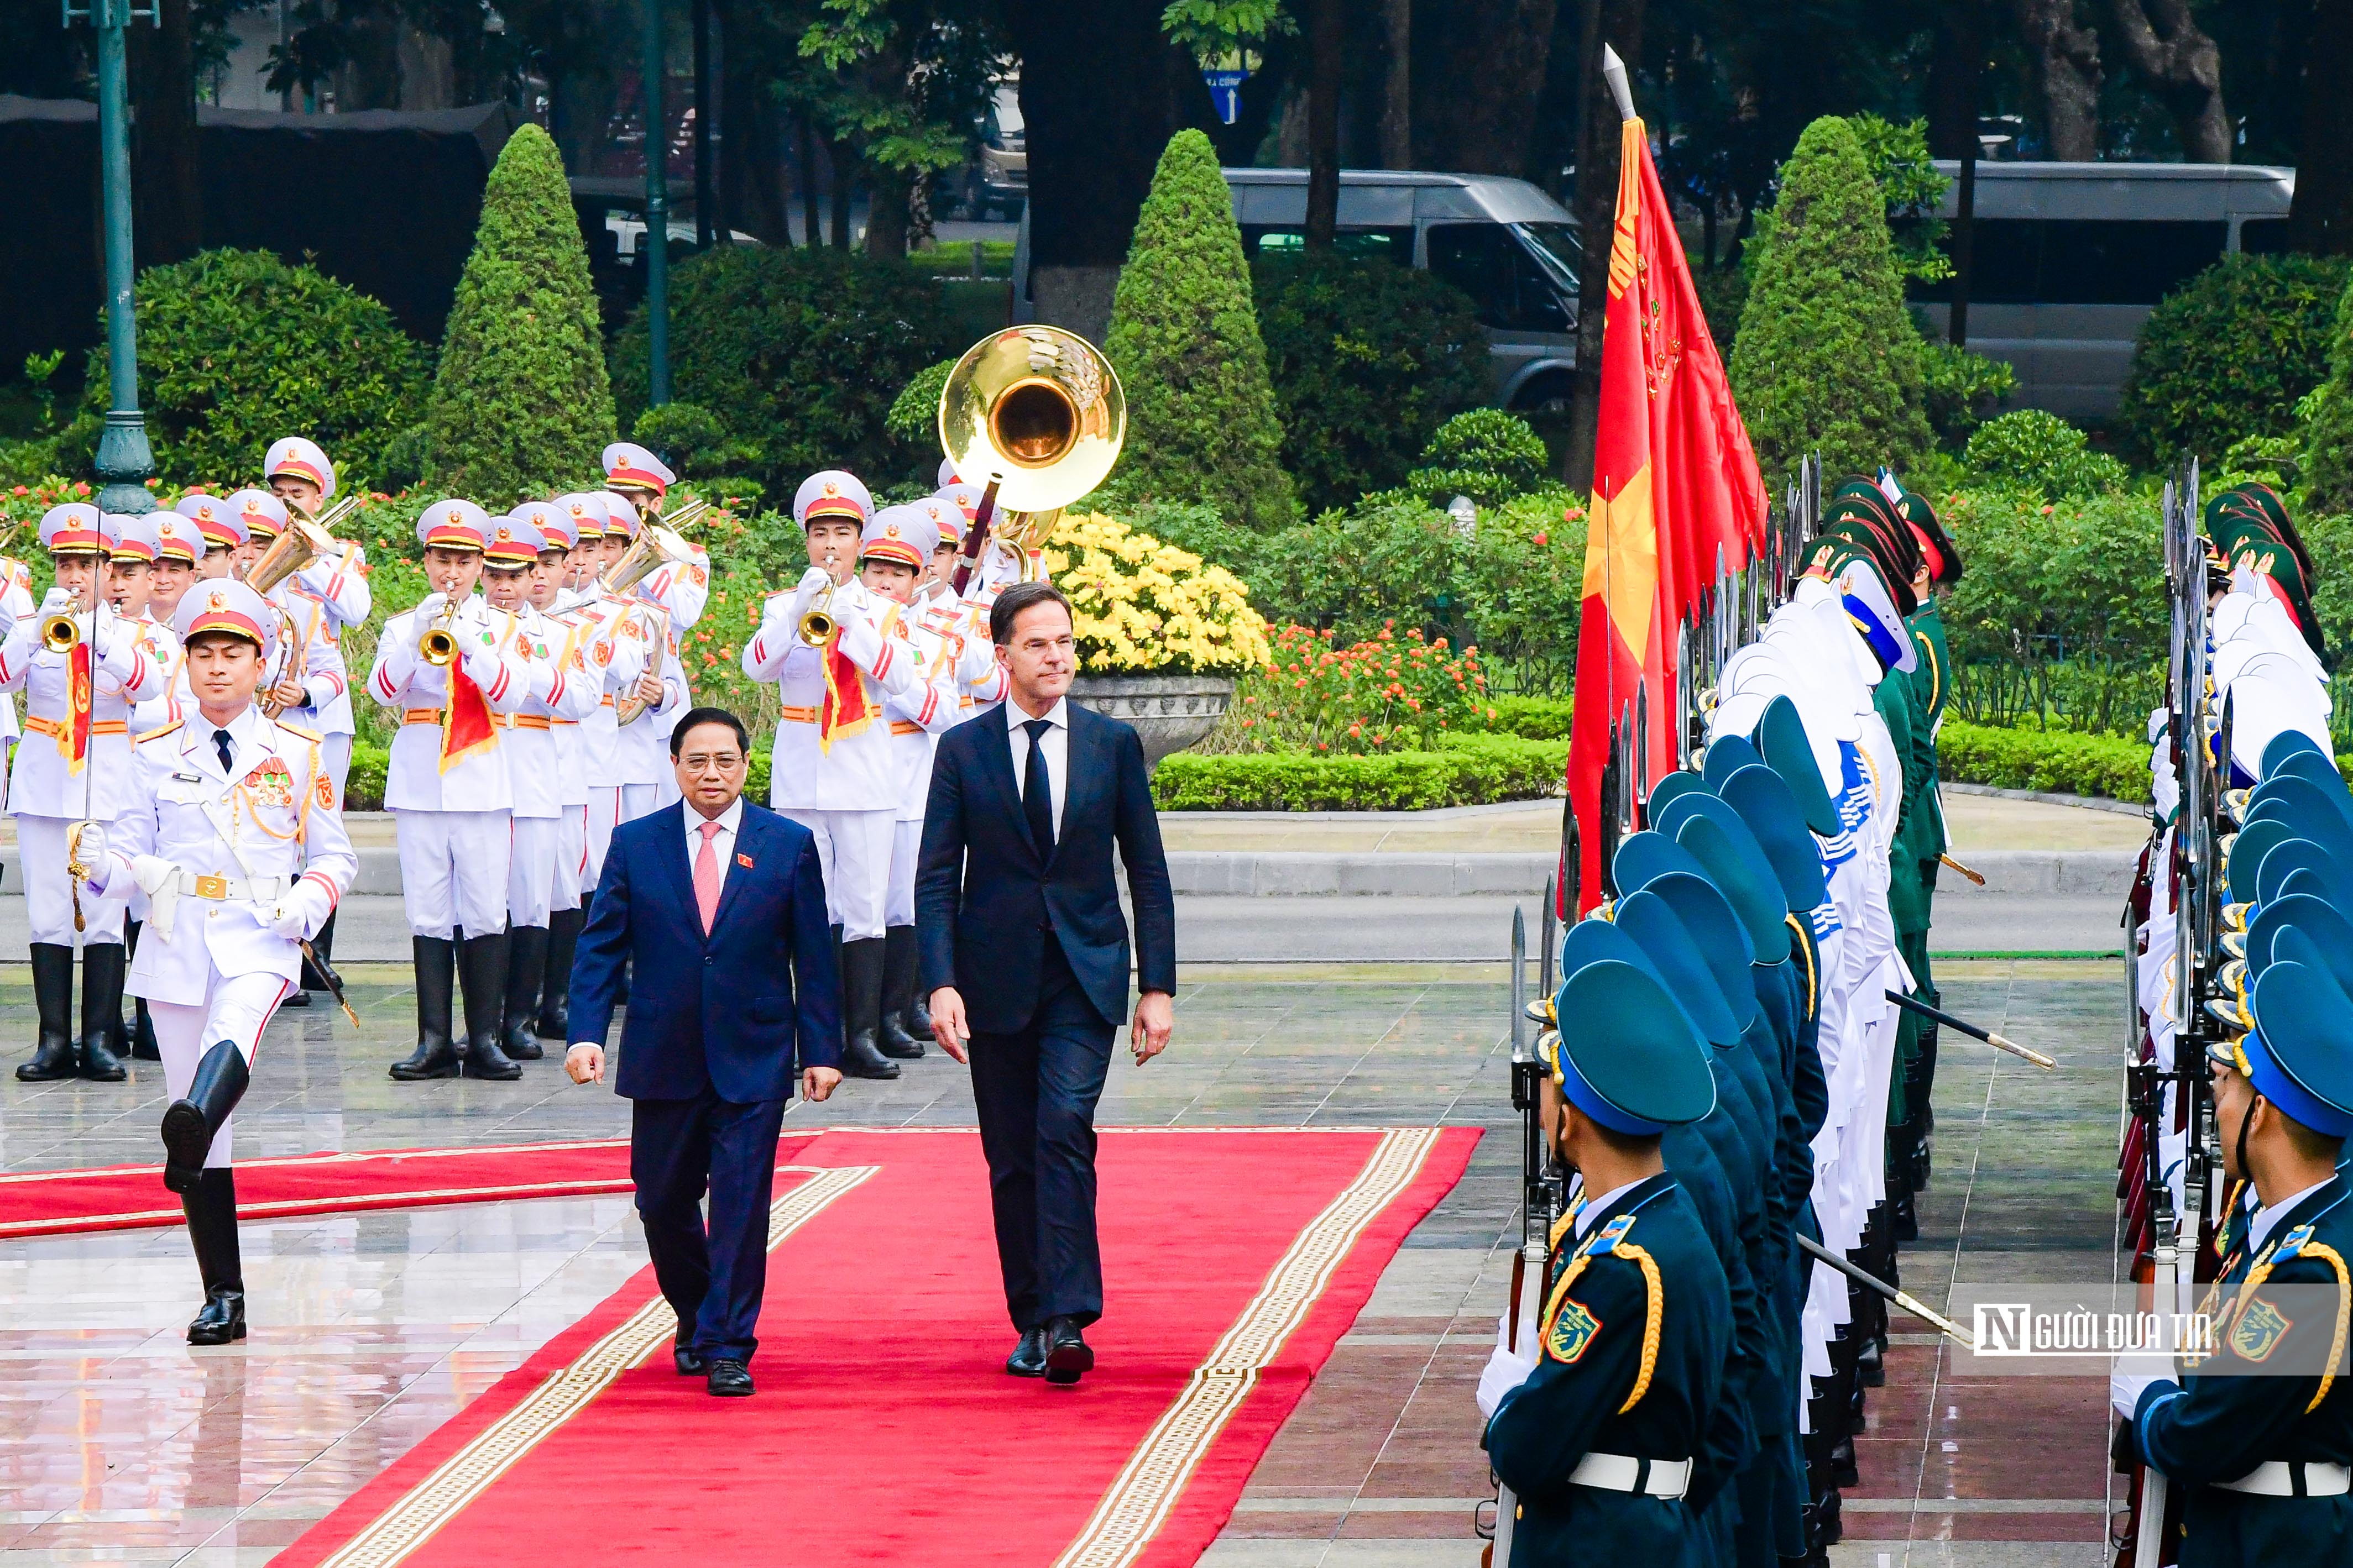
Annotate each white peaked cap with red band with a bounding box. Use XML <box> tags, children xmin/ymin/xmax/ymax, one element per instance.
<box><xmin>107</xmin><ymin>511</ymin><xmax>160</xmax><ymax>563</ymax></box>
<box><xmin>264</xmin><ymin>436</ymin><xmax>336</xmax><ymax>500</ymax></box>
<box><xmin>40</xmin><ymin>504</ymin><xmax>111</xmax><ymax>555</ymax></box>
<box><xmin>175</xmin><ymin>492</ymin><xmax>247</xmax><ymax>549</ymax></box>
<box><xmin>600</xmin><ymin>491</ymin><xmax>642</xmax><ymax>539</ymax></box>
<box><xmin>603</xmin><ymin>442</ymin><xmax>676</xmax><ymax>496</ymax></box>
<box><xmin>230</xmin><ymin>487</ymin><xmax>290</xmax><ymax>539</ymax></box>
<box><xmin>153</xmin><ymin>511</ymin><xmax>205</xmax><ymax>564</ymax></box>
<box><xmin>861</xmin><ymin>505</ymin><xmax>939</xmax><ymax>570</ymax></box>
<box><xmin>557</xmin><ymin>492</ymin><xmax>609</xmax><ymax>540</ymax></box>
<box><xmin>174</xmin><ymin>578</ymin><xmax>279</xmax><ymax>663</ymax></box>
<box><xmin>794</xmin><ymin>470</ymin><xmax>872</xmax><ymax>529</ymax></box>
<box><xmin>416</xmin><ymin>499</ymin><xmax>491</xmax><ymax>552</ymax></box>
<box><xmin>511</xmin><ymin>499</ymin><xmax>575</xmax><ymax>552</ymax></box>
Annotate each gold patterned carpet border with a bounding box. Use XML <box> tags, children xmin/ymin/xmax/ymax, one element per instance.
<box><xmin>1050</xmin><ymin>1126</ymin><xmax>1445</xmax><ymax>1568</ymax></box>
<box><xmin>315</xmin><ymin>1165</ymin><xmax>876</xmax><ymax>1568</ymax></box>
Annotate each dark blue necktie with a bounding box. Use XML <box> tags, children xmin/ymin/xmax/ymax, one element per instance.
<box><xmin>1022</xmin><ymin>719</ymin><xmax>1054</xmax><ymax>859</ymax></box>
<box><xmin>214</xmin><ymin>729</ymin><xmax>234</xmax><ymax>775</ymax></box>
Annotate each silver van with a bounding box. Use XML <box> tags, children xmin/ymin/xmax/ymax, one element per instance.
<box><xmin>1013</xmin><ymin>167</ymin><xmax>1583</xmax><ymax>411</ymax></box>
<box><xmin>1912</xmin><ymin>161</ymin><xmax>2295</xmax><ymax>422</ymax></box>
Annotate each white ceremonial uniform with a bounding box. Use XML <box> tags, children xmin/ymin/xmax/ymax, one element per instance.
<box><xmin>274</xmin><ymin>545</ymin><xmax>370</xmax><ymax>793</ymax></box>
<box><xmin>0</xmin><ymin>600</ymin><xmax>170</xmax><ymax>943</ymax></box>
<box><xmin>96</xmin><ymin>704</ymin><xmax>357</xmax><ymax>1167</ymax></box>
<box><xmin>501</xmin><ymin>602</ymin><xmax>602</xmax><ymax>927</ymax></box>
<box><xmin>612</xmin><ymin>591</ymin><xmax>690</xmax><ymax>821</ymax></box>
<box><xmin>0</xmin><ymin>557</ymin><xmax>34</xmax><ymax>776</ymax></box>
<box><xmin>574</xmin><ymin>590</ymin><xmax>661</xmax><ymax>880</ymax></box>
<box><xmin>881</xmin><ymin>602</ymin><xmax>971</xmax><ymax>926</ymax></box>
<box><xmin>743</xmin><ymin>572</ymin><xmax>919</xmax><ymax>940</ymax></box>
<box><xmin>368</xmin><ymin>596</ymin><xmax>541</xmax><ymax>939</ymax></box>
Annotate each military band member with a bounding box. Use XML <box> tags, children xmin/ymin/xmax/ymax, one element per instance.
<box><xmin>604</xmin><ymin>445</ymin><xmax>709</xmax><ymax>814</ymax></box>
<box><xmin>743</xmin><ymin>470</ymin><xmax>923</xmax><ymax>1080</ymax></box>
<box><xmin>2115</xmin><ymin>955</ymin><xmax>2353</xmax><ymax>1567</ymax></box>
<box><xmin>555</xmin><ymin>495</ymin><xmax>651</xmax><ymax>891</ymax></box>
<box><xmin>107</xmin><ymin>513</ymin><xmax>178</xmax><ymax>1060</ymax></box>
<box><xmin>480</xmin><ymin>511</ymin><xmax>600</xmax><ymax>1062</ymax></box>
<box><xmin>0</xmin><ymin>539</ymin><xmax>35</xmax><ymax>793</ymax></box>
<box><xmin>263</xmin><ymin>436</ymin><xmax>334</xmax><ymax>522</ymax></box>
<box><xmin>519</xmin><ymin>501</ymin><xmax>595</xmax><ymax>1041</ymax></box>
<box><xmin>370</xmin><ymin>500</ymin><xmax>543</xmax><ymax>1082</ymax></box>
<box><xmin>75</xmin><ymin>578</ymin><xmax>357</xmax><ymax>1344</ymax></box>
<box><xmin>145</xmin><ymin>511</ymin><xmax>203</xmax><ymax>631</ymax></box>
<box><xmin>174</xmin><ymin>490</ymin><xmax>245</xmax><ymax>581</ymax></box>
<box><xmin>7</xmin><ymin>506</ymin><xmax>169</xmax><ymax>1083</ymax></box>
<box><xmin>1479</xmin><ymin>956</ymin><xmax>1734</xmax><ymax>1565</ymax></box>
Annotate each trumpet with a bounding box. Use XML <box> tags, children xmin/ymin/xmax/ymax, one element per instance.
<box><xmin>40</xmin><ymin>610</ymin><xmax>79</xmax><ymax>653</ymax></box>
<box><xmin>798</xmin><ymin>581</ymin><xmax>839</xmax><ymax>647</ymax></box>
<box><xmin>419</xmin><ymin>598</ymin><xmax>463</xmax><ymax>666</ymax></box>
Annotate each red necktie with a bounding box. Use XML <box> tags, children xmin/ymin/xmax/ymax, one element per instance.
<box><xmin>694</xmin><ymin>820</ymin><xmax>723</xmax><ymax>934</ymax></box>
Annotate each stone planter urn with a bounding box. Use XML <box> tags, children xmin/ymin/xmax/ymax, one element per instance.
<box><xmin>1068</xmin><ymin>674</ymin><xmax>1233</xmax><ymax>769</ymax></box>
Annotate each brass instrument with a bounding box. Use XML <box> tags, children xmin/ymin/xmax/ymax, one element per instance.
<box><xmin>40</xmin><ymin>611</ymin><xmax>79</xmax><ymax>653</ymax></box>
<box><xmin>419</xmin><ymin>599</ymin><xmax>464</xmax><ymax>666</ymax></box>
<box><xmin>247</xmin><ymin>517</ymin><xmax>351</xmax><ymax>715</ymax></box>
<box><xmin>600</xmin><ymin>522</ymin><xmax>698</xmax><ymax>725</ymax></box>
<box><xmin>938</xmin><ymin>326</ymin><xmax>1127</xmax><ymax>589</ymax></box>
<box><xmin>798</xmin><ymin>581</ymin><xmax>840</xmax><ymax>647</ymax></box>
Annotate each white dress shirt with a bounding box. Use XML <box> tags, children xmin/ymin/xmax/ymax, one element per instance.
<box><xmin>685</xmin><ymin>795</ymin><xmax>745</xmax><ymax>898</ymax></box>
<box><xmin>1005</xmin><ymin>695</ymin><xmax>1069</xmax><ymax>838</ymax></box>
<box><xmin>2249</xmin><ymin>1175</ymin><xmax>2338</xmax><ymax>1255</ymax></box>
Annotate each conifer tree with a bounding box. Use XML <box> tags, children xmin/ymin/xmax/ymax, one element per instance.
<box><xmin>1729</xmin><ymin>116</ymin><xmax>1933</xmax><ymax>485</ymax></box>
<box><xmin>1104</xmin><ymin>130</ymin><xmax>1294</xmax><ymax>529</ymax></box>
<box><xmin>423</xmin><ymin>124</ymin><xmax>616</xmax><ymax>504</ymax></box>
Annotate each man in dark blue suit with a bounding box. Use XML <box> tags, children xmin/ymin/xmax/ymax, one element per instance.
<box><xmin>564</xmin><ymin>707</ymin><xmax>842</xmax><ymax>1398</ymax></box>
<box><xmin>918</xmin><ymin>581</ymin><xmax>1177</xmax><ymax>1386</ymax></box>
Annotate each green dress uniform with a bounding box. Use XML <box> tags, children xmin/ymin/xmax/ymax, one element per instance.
<box><xmin>2125</xmin><ymin>957</ymin><xmax>2353</xmax><ymax>1567</ymax></box>
<box><xmin>1486</xmin><ymin>957</ymin><xmax>1733</xmax><ymax>1567</ymax></box>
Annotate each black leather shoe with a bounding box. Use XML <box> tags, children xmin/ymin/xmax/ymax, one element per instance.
<box><xmin>188</xmin><ymin>1286</ymin><xmax>247</xmax><ymax>1346</ymax></box>
<box><xmin>674</xmin><ymin>1342</ymin><xmax>708</xmax><ymax>1377</ymax></box>
<box><xmin>706</xmin><ymin>1357</ymin><xmax>754</xmax><ymax>1397</ymax></box>
<box><xmin>1006</xmin><ymin>1326</ymin><xmax>1048</xmax><ymax>1377</ymax></box>
<box><xmin>279</xmin><ymin>988</ymin><xmax>312</xmax><ymax>1008</ymax></box>
<box><xmin>1043</xmin><ymin>1315</ymin><xmax>1092</xmax><ymax>1385</ymax></box>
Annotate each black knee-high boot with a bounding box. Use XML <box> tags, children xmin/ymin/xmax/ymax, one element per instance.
<box><xmin>184</xmin><ymin>1167</ymin><xmax>246</xmax><ymax>1345</ymax></box>
<box><xmin>162</xmin><ymin>1040</ymin><xmax>250</xmax><ymax>1194</ymax></box>
<box><xmin>535</xmin><ymin>906</ymin><xmax>582</xmax><ymax>1039</ymax></box>
<box><xmin>390</xmin><ymin>936</ymin><xmax>461</xmax><ymax>1080</ymax></box>
<box><xmin>79</xmin><ymin>942</ymin><xmax>128</xmax><ymax>1082</ymax></box>
<box><xmin>461</xmin><ymin>930</ymin><xmax>522</xmax><ymax>1080</ymax></box>
<box><xmin>877</xmin><ymin>926</ymin><xmax>924</xmax><ymax>1058</ymax></box>
<box><xmin>17</xmin><ymin>942</ymin><xmax>77</xmax><ymax>1080</ymax></box>
<box><xmin>501</xmin><ymin>925</ymin><xmax>547</xmax><ymax>1061</ymax></box>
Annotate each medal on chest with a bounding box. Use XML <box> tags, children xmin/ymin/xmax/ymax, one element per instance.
<box><xmin>242</xmin><ymin>757</ymin><xmax>295</xmax><ymax>810</ymax></box>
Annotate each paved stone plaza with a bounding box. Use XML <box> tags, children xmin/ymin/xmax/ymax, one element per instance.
<box><xmin>1</xmin><ymin>953</ymin><xmax>2118</xmax><ymax>1567</ymax></box>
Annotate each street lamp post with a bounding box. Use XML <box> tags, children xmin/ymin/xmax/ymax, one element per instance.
<box><xmin>67</xmin><ymin>0</ymin><xmax>158</xmax><ymax>515</ymax></box>
<box><xmin>642</xmin><ymin>0</ymin><xmax>670</xmax><ymax>407</ymax></box>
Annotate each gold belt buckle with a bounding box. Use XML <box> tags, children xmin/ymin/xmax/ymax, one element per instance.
<box><xmin>193</xmin><ymin>874</ymin><xmax>228</xmax><ymax>900</ymax></box>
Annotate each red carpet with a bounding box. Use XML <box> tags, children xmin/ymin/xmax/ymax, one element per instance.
<box><xmin>0</xmin><ymin>1136</ymin><xmax>813</xmax><ymax>1241</ymax></box>
<box><xmin>273</xmin><ymin>1125</ymin><xmax>1478</xmax><ymax>1568</ymax></box>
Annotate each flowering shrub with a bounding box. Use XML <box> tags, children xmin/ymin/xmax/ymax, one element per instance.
<box><xmin>1219</xmin><ymin>621</ymin><xmax>1494</xmax><ymax>754</ymax></box>
<box><xmin>1039</xmin><ymin>511</ymin><xmax>1271</xmax><ymax>677</ymax></box>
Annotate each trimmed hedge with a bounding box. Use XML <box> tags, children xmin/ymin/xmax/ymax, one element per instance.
<box><xmin>2120</xmin><ymin>254</ymin><xmax>2350</xmax><ymax>468</ymax></box>
<box><xmin>1936</xmin><ymin>721</ymin><xmax>2150</xmax><ymax>804</ymax></box>
<box><xmin>1484</xmin><ymin>694</ymin><xmax>1575</xmax><ymax>739</ymax></box>
<box><xmin>1153</xmin><ymin>733</ymin><xmax>1566</xmax><ymax>811</ymax></box>
<box><xmin>348</xmin><ymin>743</ymin><xmax>389</xmax><ymax>811</ymax></box>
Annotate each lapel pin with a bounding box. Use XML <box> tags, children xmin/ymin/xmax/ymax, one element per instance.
<box><xmin>736</xmin><ymin>853</ymin><xmax>755</xmax><ymax>869</ymax></box>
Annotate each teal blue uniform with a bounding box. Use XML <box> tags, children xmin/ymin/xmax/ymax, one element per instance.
<box><xmin>1489</xmin><ymin>1174</ymin><xmax>1734</xmax><ymax>1566</ymax></box>
<box><xmin>2130</xmin><ymin>1175</ymin><xmax>2353</xmax><ymax>1567</ymax></box>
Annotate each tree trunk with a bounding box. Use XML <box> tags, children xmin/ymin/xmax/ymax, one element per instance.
<box><xmin>1379</xmin><ymin>0</ymin><xmax>1411</xmax><ymax>167</ymax></box>
<box><xmin>2106</xmin><ymin>0</ymin><xmax>2230</xmax><ymax>161</ymax></box>
<box><xmin>2288</xmin><ymin>0</ymin><xmax>2353</xmax><ymax>253</ymax></box>
<box><xmin>129</xmin><ymin>0</ymin><xmax>203</xmax><ymax>269</ymax></box>
<box><xmin>1926</xmin><ymin>0</ymin><xmax>1988</xmax><ymax>159</ymax></box>
<box><xmin>2014</xmin><ymin>0</ymin><xmax>2103</xmax><ymax>160</ymax></box>
<box><xmin>1304</xmin><ymin>0</ymin><xmax>1342</xmax><ymax>248</ymax></box>
<box><xmin>866</xmin><ymin>164</ymin><xmax>912</xmax><ymax>258</ymax></box>
<box><xmin>1411</xmin><ymin>0</ymin><xmax>1557</xmax><ymax>178</ymax></box>
<box><xmin>798</xmin><ymin>114</ymin><xmax>823</xmax><ymax>246</ymax></box>
<box><xmin>1562</xmin><ymin>0</ymin><xmax>1644</xmax><ymax>491</ymax></box>
<box><xmin>827</xmin><ymin>137</ymin><xmax>855</xmax><ymax>248</ymax></box>
<box><xmin>1000</xmin><ymin>0</ymin><xmax>1203</xmax><ymax>345</ymax></box>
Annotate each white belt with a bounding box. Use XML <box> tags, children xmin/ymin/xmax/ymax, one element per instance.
<box><xmin>176</xmin><ymin>871</ymin><xmax>291</xmax><ymax>903</ymax></box>
<box><xmin>1565</xmin><ymin>1452</ymin><xmax>1692</xmax><ymax>1499</ymax></box>
<box><xmin>2215</xmin><ymin>1461</ymin><xmax>2352</xmax><ymax>1497</ymax></box>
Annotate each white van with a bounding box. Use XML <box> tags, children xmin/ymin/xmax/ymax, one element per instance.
<box><xmin>1912</xmin><ymin>161</ymin><xmax>2295</xmax><ymax>422</ymax></box>
<box><xmin>1013</xmin><ymin>167</ymin><xmax>1584</xmax><ymax>411</ymax></box>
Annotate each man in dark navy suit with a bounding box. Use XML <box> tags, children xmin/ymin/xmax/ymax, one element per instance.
<box><xmin>918</xmin><ymin>581</ymin><xmax>1177</xmax><ymax>1386</ymax></box>
<box><xmin>565</xmin><ymin>707</ymin><xmax>842</xmax><ymax>1398</ymax></box>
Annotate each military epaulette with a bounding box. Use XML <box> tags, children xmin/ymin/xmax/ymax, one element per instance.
<box><xmin>1583</xmin><ymin>1211</ymin><xmax>1638</xmax><ymax>1257</ymax></box>
<box><xmin>273</xmin><ymin>719</ymin><xmax>323</xmax><ymax>743</ymax></box>
<box><xmin>138</xmin><ymin>721</ymin><xmax>185</xmax><ymax>744</ymax></box>
<box><xmin>2276</xmin><ymin>1224</ymin><xmax>2317</xmax><ymax>1261</ymax></box>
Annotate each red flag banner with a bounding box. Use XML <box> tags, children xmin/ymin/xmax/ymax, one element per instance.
<box><xmin>1566</xmin><ymin>118</ymin><xmax>1769</xmax><ymax>912</ymax></box>
<box><xmin>819</xmin><ymin>602</ymin><xmax>896</xmax><ymax>753</ymax></box>
<box><xmin>439</xmin><ymin>633</ymin><xmax>499</xmax><ymax>774</ymax></box>
<box><xmin>62</xmin><ymin>640</ymin><xmax>92</xmax><ymax>775</ymax></box>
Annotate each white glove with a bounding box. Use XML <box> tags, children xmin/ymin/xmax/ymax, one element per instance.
<box><xmin>835</xmin><ymin>611</ymin><xmax>886</xmax><ymax>674</ymax></box>
<box><xmin>2111</xmin><ymin>1357</ymin><xmax>2177</xmax><ymax>1419</ymax></box>
<box><xmin>69</xmin><ymin>824</ymin><xmax>106</xmax><ymax>877</ymax></box>
<box><xmin>799</xmin><ymin>564</ymin><xmax>833</xmax><ymax>594</ymax></box>
<box><xmin>1475</xmin><ymin>1313</ymin><xmax>1541</xmax><ymax>1420</ymax></box>
<box><xmin>412</xmin><ymin>591</ymin><xmax>449</xmax><ymax>623</ymax></box>
<box><xmin>39</xmin><ymin>585</ymin><xmax>74</xmax><ymax>616</ymax></box>
<box><xmin>269</xmin><ymin>888</ymin><xmax>320</xmax><ymax>941</ymax></box>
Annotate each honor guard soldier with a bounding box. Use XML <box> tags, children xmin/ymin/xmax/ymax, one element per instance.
<box><xmin>76</xmin><ymin>578</ymin><xmax>356</xmax><ymax>1345</ymax></box>
<box><xmin>744</xmin><ymin>470</ymin><xmax>924</xmax><ymax>1079</ymax></box>
<box><xmin>7</xmin><ymin>506</ymin><xmax>170</xmax><ymax>1083</ymax></box>
<box><xmin>863</xmin><ymin>504</ymin><xmax>965</xmax><ymax>1057</ymax></box>
<box><xmin>481</xmin><ymin>511</ymin><xmax>601</xmax><ymax>1062</ymax></box>
<box><xmin>2116</xmin><ymin>945</ymin><xmax>2353</xmax><ymax>1566</ymax></box>
<box><xmin>370</xmin><ymin>500</ymin><xmax>545</xmax><ymax>1082</ymax></box>
<box><xmin>1479</xmin><ymin>955</ymin><xmax>1735</xmax><ymax>1566</ymax></box>
<box><xmin>516</xmin><ymin>502</ymin><xmax>597</xmax><ymax>1042</ymax></box>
